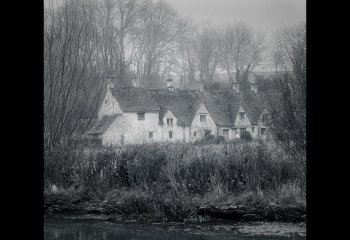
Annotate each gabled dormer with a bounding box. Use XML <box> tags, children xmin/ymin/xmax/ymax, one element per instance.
<box><xmin>98</xmin><ymin>82</ymin><xmax>123</xmax><ymax>119</ymax></box>
<box><xmin>234</xmin><ymin>106</ymin><xmax>252</xmax><ymax>126</ymax></box>
<box><xmin>162</xmin><ymin>108</ymin><xmax>177</xmax><ymax>127</ymax></box>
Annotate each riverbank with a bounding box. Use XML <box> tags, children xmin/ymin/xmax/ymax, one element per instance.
<box><xmin>44</xmin><ymin>192</ymin><xmax>306</xmax><ymax>223</ymax></box>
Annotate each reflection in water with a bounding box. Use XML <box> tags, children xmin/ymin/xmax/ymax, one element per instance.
<box><xmin>44</xmin><ymin>217</ymin><xmax>305</xmax><ymax>240</ymax></box>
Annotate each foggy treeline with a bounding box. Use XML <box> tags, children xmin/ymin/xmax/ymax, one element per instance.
<box><xmin>44</xmin><ymin>0</ymin><xmax>306</xmax><ymax>153</ymax></box>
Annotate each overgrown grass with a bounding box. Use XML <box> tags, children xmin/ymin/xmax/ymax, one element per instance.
<box><xmin>44</xmin><ymin>141</ymin><xmax>305</xmax><ymax>220</ymax></box>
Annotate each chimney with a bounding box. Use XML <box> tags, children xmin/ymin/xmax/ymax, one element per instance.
<box><xmin>106</xmin><ymin>76</ymin><xmax>114</xmax><ymax>90</ymax></box>
<box><xmin>251</xmin><ymin>83</ymin><xmax>258</xmax><ymax>93</ymax></box>
<box><xmin>232</xmin><ymin>82</ymin><xmax>240</xmax><ymax>93</ymax></box>
<box><xmin>166</xmin><ymin>77</ymin><xmax>174</xmax><ymax>92</ymax></box>
<box><xmin>132</xmin><ymin>74</ymin><xmax>139</xmax><ymax>87</ymax></box>
<box><xmin>196</xmin><ymin>73</ymin><xmax>204</xmax><ymax>92</ymax></box>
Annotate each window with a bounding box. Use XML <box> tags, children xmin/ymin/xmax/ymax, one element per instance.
<box><xmin>137</xmin><ymin>113</ymin><xmax>145</xmax><ymax>121</ymax></box>
<box><xmin>251</xmin><ymin>127</ymin><xmax>255</xmax><ymax>132</ymax></box>
<box><xmin>105</xmin><ymin>99</ymin><xmax>108</xmax><ymax>104</ymax></box>
<box><xmin>169</xmin><ymin>131</ymin><xmax>173</xmax><ymax>139</ymax></box>
<box><xmin>205</xmin><ymin>130</ymin><xmax>211</xmax><ymax>136</ymax></box>
<box><xmin>239</xmin><ymin>112</ymin><xmax>245</xmax><ymax>120</ymax></box>
<box><xmin>149</xmin><ymin>132</ymin><xmax>153</xmax><ymax>139</ymax></box>
<box><xmin>261</xmin><ymin>128</ymin><xmax>266</xmax><ymax>135</ymax></box>
<box><xmin>200</xmin><ymin>114</ymin><xmax>207</xmax><ymax>123</ymax></box>
<box><xmin>193</xmin><ymin>131</ymin><xmax>196</xmax><ymax>137</ymax></box>
<box><xmin>167</xmin><ymin>118</ymin><xmax>173</xmax><ymax>126</ymax></box>
<box><xmin>240</xmin><ymin>128</ymin><xmax>246</xmax><ymax>133</ymax></box>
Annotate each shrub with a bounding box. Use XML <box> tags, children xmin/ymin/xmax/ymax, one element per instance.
<box><xmin>44</xmin><ymin>141</ymin><xmax>305</xmax><ymax>219</ymax></box>
<box><xmin>240</xmin><ymin>131</ymin><xmax>252</xmax><ymax>141</ymax></box>
<box><xmin>215</xmin><ymin>136</ymin><xmax>226</xmax><ymax>144</ymax></box>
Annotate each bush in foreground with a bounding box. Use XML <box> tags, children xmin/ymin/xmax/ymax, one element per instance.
<box><xmin>44</xmin><ymin>141</ymin><xmax>305</xmax><ymax>220</ymax></box>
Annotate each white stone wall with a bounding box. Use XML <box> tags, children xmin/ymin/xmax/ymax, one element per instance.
<box><xmin>101</xmin><ymin>116</ymin><xmax>123</xmax><ymax>146</ymax></box>
<box><xmin>161</xmin><ymin>110</ymin><xmax>184</xmax><ymax>142</ymax></box>
<box><xmin>98</xmin><ymin>89</ymin><xmax>123</xmax><ymax>119</ymax></box>
<box><xmin>184</xmin><ymin>126</ymin><xmax>190</xmax><ymax>142</ymax></box>
<box><xmin>191</xmin><ymin>103</ymin><xmax>217</xmax><ymax>140</ymax></box>
<box><xmin>122</xmin><ymin>112</ymin><xmax>162</xmax><ymax>144</ymax></box>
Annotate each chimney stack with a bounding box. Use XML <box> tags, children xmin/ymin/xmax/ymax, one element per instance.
<box><xmin>196</xmin><ymin>73</ymin><xmax>204</xmax><ymax>92</ymax></box>
<box><xmin>251</xmin><ymin>83</ymin><xmax>258</xmax><ymax>93</ymax></box>
<box><xmin>132</xmin><ymin>74</ymin><xmax>139</xmax><ymax>87</ymax></box>
<box><xmin>166</xmin><ymin>77</ymin><xmax>174</xmax><ymax>92</ymax></box>
<box><xmin>232</xmin><ymin>82</ymin><xmax>240</xmax><ymax>93</ymax></box>
<box><xmin>106</xmin><ymin>76</ymin><xmax>114</xmax><ymax>90</ymax></box>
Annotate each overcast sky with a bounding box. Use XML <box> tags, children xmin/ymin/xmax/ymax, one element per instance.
<box><xmin>164</xmin><ymin>0</ymin><xmax>306</xmax><ymax>71</ymax></box>
<box><xmin>164</xmin><ymin>0</ymin><xmax>305</xmax><ymax>34</ymax></box>
<box><xmin>46</xmin><ymin>0</ymin><xmax>306</xmax><ymax>34</ymax></box>
<box><xmin>45</xmin><ymin>0</ymin><xmax>306</xmax><ymax>71</ymax></box>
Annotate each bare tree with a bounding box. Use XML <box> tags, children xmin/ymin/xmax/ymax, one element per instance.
<box><xmin>193</xmin><ymin>23</ymin><xmax>220</xmax><ymax>85</ymax></box>
<box><xmin>176</xmin><ymin>17</ymin><xmax>198</xmax><ymax>86</ymax></box>
<box><xmin>44</xmin><ymin>0</ymin><xmax>105</xmax><ymax>149</ymax></box>
<box><xmin>133</xmin><ymin>0</ymin><xmax>183</xmax><ymax>87</ymax></box>
<box><xmin>266</xmin><ymin>22</ymin><xmax>306</xmax><ymax>160</ymax></box>
<box><xmin>218</xmin><ymin>22</ymin><xmax>266</xmax><ymax>87</ymax></box>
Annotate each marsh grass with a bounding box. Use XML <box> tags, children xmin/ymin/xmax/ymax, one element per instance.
<box><xmin>44</xmin><ymin>141</ymin><xmax>305</xmax><ymax>219</ymax></box>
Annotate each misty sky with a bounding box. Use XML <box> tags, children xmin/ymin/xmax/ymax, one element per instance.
<box><xmin>45</xmin><ymin>0</ymin><xmax>306</xmax><ymax>71</ymax></box>
<box><xmin>46</xmin><ymin>0</ymin><xmax>305</xmax><ymax>34</ymax></box>
<box><xmin>164</xmin><ymin>0</ymin><xmax>305</xmax><ymax>34</ymax></box>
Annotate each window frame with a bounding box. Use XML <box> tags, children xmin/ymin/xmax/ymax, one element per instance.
<box><xmin>240</xmin><ymin>128</ymin><xmax>246</xmax><ymax>133</ymax></box>
<box><xmin>199</xmin><ymin>114</ymin><xmax>207</xmax><ymax>123</ymax></box>
<box><xmin>167</xmin><ymin>117</ymin><xmax>173</xmax><ymax>126</ymax></box>
<box><xmin>239</xmin><ymin>112</ymin><xmax>245</xmax><ymax>120</ymax></box>
<box><xmin>137</xmin><ymin>113</ymin><xmax>145</xmax><ymax>121</ymax></box>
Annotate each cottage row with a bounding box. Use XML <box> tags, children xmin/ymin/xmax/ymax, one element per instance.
<box><xmin>88</xmin><ymin>79</ymin><xmax>269</xmax><ymax>145</ymax></box>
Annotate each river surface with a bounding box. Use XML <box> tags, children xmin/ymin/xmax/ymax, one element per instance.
<box><xmin>44</xmin><ymin>215</ymin><xmax>306</xmax><ymax>240</ymax></box>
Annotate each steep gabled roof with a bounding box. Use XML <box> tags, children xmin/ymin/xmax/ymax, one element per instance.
<box><xmin>199</xmin><ymin>91</ymin><xmax>240</xmax><ymax>126</ymax></box>
<box><xmin>88</xmin><ymin>114</ymin><xmax>121</xmax><ymax>135</ymax></box>
<box><xmin>111</xmin><ymin>87</ymin><xmax>159</xmax><ymax>112</ymax></box>
<box><xmin>148</xmin><ymin>89</ymin><xmax>201</xmax><ymax>125</ymax></box>
<box><xmin>238</xmin><ymin>91</ymin><xmax>268</xmax><ymax>125</ymax></box>
<box><xmin>106</xmin><ymin>86</ymin><xmax>268</xmax><ymax>128</ymax></box>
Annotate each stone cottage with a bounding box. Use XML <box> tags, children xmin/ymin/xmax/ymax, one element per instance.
<box><xmin>88</xmin><ymin>78</ymin><xmax>269</xmax><ymax>145</ymax></box>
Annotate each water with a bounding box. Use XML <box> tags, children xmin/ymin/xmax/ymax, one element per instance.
<box><xmin>44</xmin><ymin>216</ymin><xmax>306</xmax><ymax>240</ymax></box>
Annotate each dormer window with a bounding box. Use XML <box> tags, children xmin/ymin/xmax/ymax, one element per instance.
<box><xmin>137</xmin><ymin>113</ymin><xmax>145</xmax><ymax>121</ymax></box>
<box><xmin>239</xmin><ymin>112</ymin><xmax>245</xmax><ymax>120</ymax></box>
<box><xmin>167</xmin><ymin>118</ymin><xmax>173</xmax><ymax>126</ymax></box>
<box><xmin>200</xmin><ymin>114</ymin><xmax>207</xmax><ymax>123</ymax></box>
